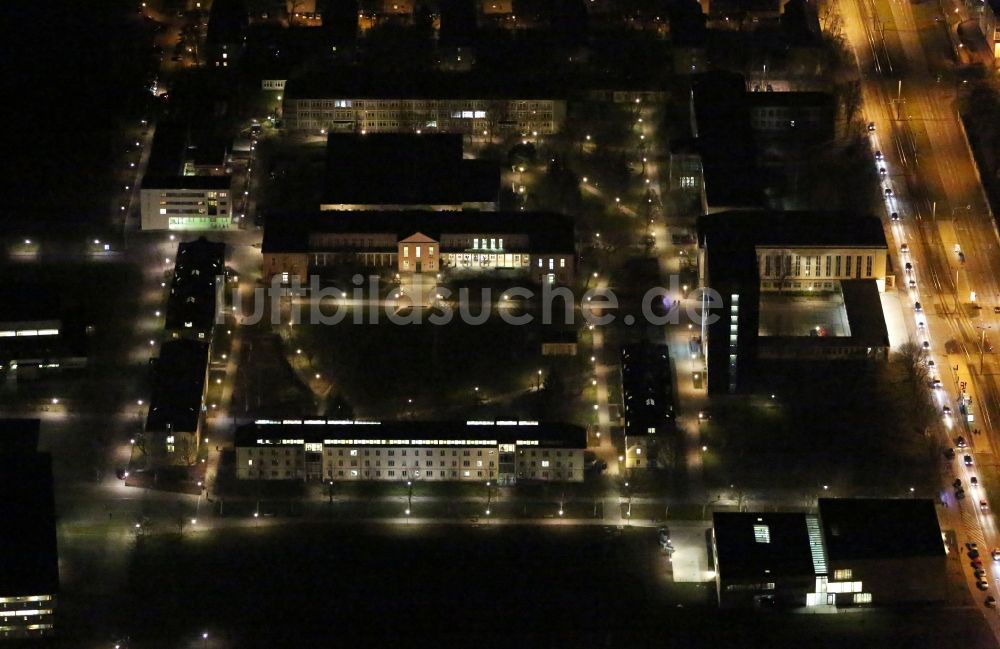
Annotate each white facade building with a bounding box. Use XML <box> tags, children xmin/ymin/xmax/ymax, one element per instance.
<box><xmin>235</xmin><ymin>420</ymin><xmax>587</xmax><ymax>484</ymax></box>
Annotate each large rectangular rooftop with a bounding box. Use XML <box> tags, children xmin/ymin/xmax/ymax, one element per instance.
<box><xmin>236</xmin><ymin>419</ymin><xmax>587</xmax><ymax>448</ymax></box>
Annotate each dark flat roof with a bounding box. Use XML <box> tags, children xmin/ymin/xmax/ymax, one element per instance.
<box><xmin>819</xmin><ymin>498</ymin><xmax>944</xmax><ymax>561</ymax></box>
<box><xmin>699</xmin><ymin>211</ymin><xmax>886</xmax><ymax>255</ymax></box>
<box><xmin>839</xmin><ymin>279</ymin><xmax>890</xmax><ymax>348</ymax></box>
<box><xmin>236</xmin><ymin>420</ymin><xmax>587</xmax><ymax>448</ymax></box>
<box><xmin>0</xmin><ymin>418</ymin><xmax>40</xmax><ymax>456</ymax></box>
<box><xmin>0</xmin><ymin>451</ymin><xmax>58</xmax><ymax>595</ymax></box>
<box><xmin>165</xmin><ymin>238</ymin><xmax>225</xmax><ymax>332</ymax></box>
<box><xmin>141</xmin><ymin>175</ymin><xmax>232</xmax><ymax>191</ymax></box>
<box><xmin>324</xmin><ymin>133</ymin><xmax>499</xmax><ymax>206</ymax></box>
<box><xmin>263</xmin><ymin>210</ymin><xmax>575</xmax><ymax>254</ymax></box>
<box><xmin>691</xmin><ymin>72</ymin><xmax>763</xmax><ymax>209</ymax></box>
<box><xmin>0</xmin><ymin>284</ymin><xmax>61</xmax><ymax>323</ymax></box>
<box><xmin>621</xmin><ymin>343</ymin><xmax>673</xmax><ymax>436</ymax></box>
<box><xmin>145</xmin><ymin>339</ymin><xmax>209</xmax><ymax>434</ymax></box>
<box><xmin>285</xmin><ymin>67</ymin><xmax>566</xmax><ymax>100</ymax></box>
<box><xmin>713</xmin><ymin>512</ymin><xmax>818</xmax><ymax>579</ymax></box>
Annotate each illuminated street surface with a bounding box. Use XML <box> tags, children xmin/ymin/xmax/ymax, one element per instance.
<box><xmin>839</xmin><ymin>0</ymin><xmax>1000</xmax><ymax>635</ymax></box>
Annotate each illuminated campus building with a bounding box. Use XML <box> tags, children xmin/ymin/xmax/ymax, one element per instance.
<box><xmin>262</xmin><ymin>210</ymin><xmax>576</xmax><ymax>284</ymax></box>
<box><xmin>282</xmin><ymin>69</ymin><xmax>565</xmax><ymax>135</ymax></box>
<box><xmin>712</xmin><ymin>498</ymin><xmax>946</xmax><ymax>609</ymax></box>
<box><xmin>235</xmin><ymin>420</ymin><xmax>586</xmax><ymax>484</ymax></box>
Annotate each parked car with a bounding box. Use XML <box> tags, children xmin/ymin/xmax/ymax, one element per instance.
<box><xmin>986</xmin><ymin>595</ymin><xmax>996</xmax><ymax>608</ymax></box>
<box><xmin>944</xmin><ymin>447</ymin><xmax>955</xmax><ymax>459</ymax></box>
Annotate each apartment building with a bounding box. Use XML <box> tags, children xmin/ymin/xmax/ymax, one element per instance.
<box><xmin>282</xmin><ymin>70</ymin><xmax>566</xmax><ymax>135</ymax></box>
<box><xmin>235</xmin><ymin>420</ymin><xmax>587</xmax><ymax>484</ymax></box>
<box><xmin>164</xmin><ymin>238</ymin><xmax>226</xmax><ymax>341</ymax></box>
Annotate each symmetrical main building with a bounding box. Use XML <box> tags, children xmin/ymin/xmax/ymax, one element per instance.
<box><xmin>235</xmin><ymin>420</ymin><xmax>587</xmax><ymax>484</ymax></box>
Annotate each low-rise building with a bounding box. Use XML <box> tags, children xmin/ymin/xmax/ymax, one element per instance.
<box><xmin>0</xmin><ymin>419</ymin><xmax>58</xmax><ymax>639</ymax></box>
<box><xmin>262</xmin><ymin>210</ymin><xmax>576</xmax><ymax>284</ymax></box>
<box><xmin>320</xmin><ymin>133</ymin><xmax>499</xmax><ymax>211</ymax></box>
<box><xmin>0</xmin><ymin>286</ymin><xmax>89</xmax><ymax>378</ymax></box>
<box><xmin>713</xmin><ymin>512</ymin><xmax>825</xmax><ymax>608</ymax></box>
<box><xmin>817</xmin><ymin>498</ymin><xmax>947</xmax><ymax>605</ymax></box>
<box><xmin>282</xmin><ymin>69</ymin><xmax>566</xmax><ymax>135</ymax></box>
<box><xmin>621</xmin><ymin>343</ymin><xmax>674</xmax><ymax>470</ymax></box>
<box><xmin>144</xmin><ymin>340</ymin><xmax>210</xmax><ymax>463</ymax></box>
<box><xmin>698</xmin><ymin>211</ymin><xmax>889</xmax><ymax>393</ymax></box>
<box><xmin>139</xmin><ymin>124</ymin><xmax>234</xmax><ymax>231</ymax></box>
<box><xmin>165</xmin><ymin>238</ymin><xmax>226</xmax><ymax>340</ymax></box>
<box><xmin>235</xmin><ymin>419</ymin><xmax>587</xmax><ymax>483</ymax></box>
<box><xmin>713</xmin><ymin>498</ymin><xmax>946</xmax><ymax>608</ymax></box>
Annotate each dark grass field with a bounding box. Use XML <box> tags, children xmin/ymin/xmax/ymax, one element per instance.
<box><xmin>91</xmin><ymin>523</ymin><xmax>999</xmax><ymax>649</ymax></box>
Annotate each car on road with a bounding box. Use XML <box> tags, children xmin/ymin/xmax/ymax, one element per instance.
<box><xmin>971</xmin><ymin>476</ymin><xmax>979</xmax><ymax>487</ymax></box>
<box><xmin>927</xmin><ymin>359</ymin><xmax>936</xmax><ymax>369</ymax></box>
<box><xmin>981</xmin><ymin>500</ymin><xmax>989</xmax><ymax>512</ymax></box>
<box><xmin>986</xmin><ymin>595</ymin><xmax>996</xmax><ymax>608</ymax></box>
<box><xmin>867</xmin><ymin>122</ymin><xmax>876</xmax><ymax>132</ymax></box>
<box><xmin>932</xmin><ymin>378</ymin><xmax>942</xmax><ymax>389</ymax></box>
<box><xmin>992</xmin><ymin>548</ymin><xmax>1000</xmax><ymax>561</ymax></box>
<box><xmin>957</xmin><ymin>436</ymin><xmax>968</xmax><ymax>448</ymax></box>
<box><xmin>914</xmin><ymin>301</ymin><xmax>922</xmax><ymax>311</ymax></box>
<box><xmin>875</xmin><ymin>150</ymin><xmax>884</xmax><ymax>161</ymax></box>
<box><xmin>901</xmin><ymin>243</ymin><xmax>909</xmax><ymax>253</ymax></box>
<box><xmin>923</xmin><ymin>340</ymin><xmax>931</xmax><ymax>350</ymax></box>
<box><xmin>908</xmin><ymin>278</ymin><xmax>917</xmax><ymax>288</ymax></box>
<box><xmin>891</xmin><ymin>211</ymin><xmax>900</xmax><ymax>221</ymax></box>
<box><xmin>905</xmin><ymin>262</ymin><xmax>913</xmax><ymax>272</ymax></box>
<box><xmin>995</xmin><ymin>306</ymin><xmax>1000</xmax><ymax>315</ymax></box>
<box><xmin>885</xmin><ymin>188</ymin><xmax>894</xmax><ymax>197</ymax></box>
<box><xmin>965</xmin><ymin>454</ymin><xmax>973</xmax><ymax>466</ymax></box>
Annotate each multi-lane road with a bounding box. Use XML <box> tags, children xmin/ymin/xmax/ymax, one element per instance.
<box><xmin>842</xmin><ymin>0</ymin><xmax>1000</xmax><ymax>630</ymax></box>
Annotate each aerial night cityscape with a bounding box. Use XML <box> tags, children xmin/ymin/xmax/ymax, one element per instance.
<box><xmin>10</xmin><ymin>0</ymin><xmax>1000</xmax><ymax>646</ymax></box>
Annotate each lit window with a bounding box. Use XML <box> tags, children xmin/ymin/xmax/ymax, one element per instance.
<box><xmin>416</xmin><ymin>246</ymin><xmax>421</xmax><ymax>258</ymax></box>
<box><xmin>833</xmin><ymin>569</ymin><xmax>852</xmax><ymax>580</ymax></box>
<box><xmin>753</xmin><ymin>523</ymin><xmax>771</xmax><ymax>544</ymax></box>
<box><xmin>541</xmin><ymin>460</ymin><xmax>550</xmax><ymax>467</ymax></box>
<box><xmin>349</xmin><ymin>449</ymin><xmax>358</xmax><ymax>456</ymax></box>
<box><xmin>853</xmin><ymin>593</ymin><xmax>872</xmax><ymax>604</ymax></box>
